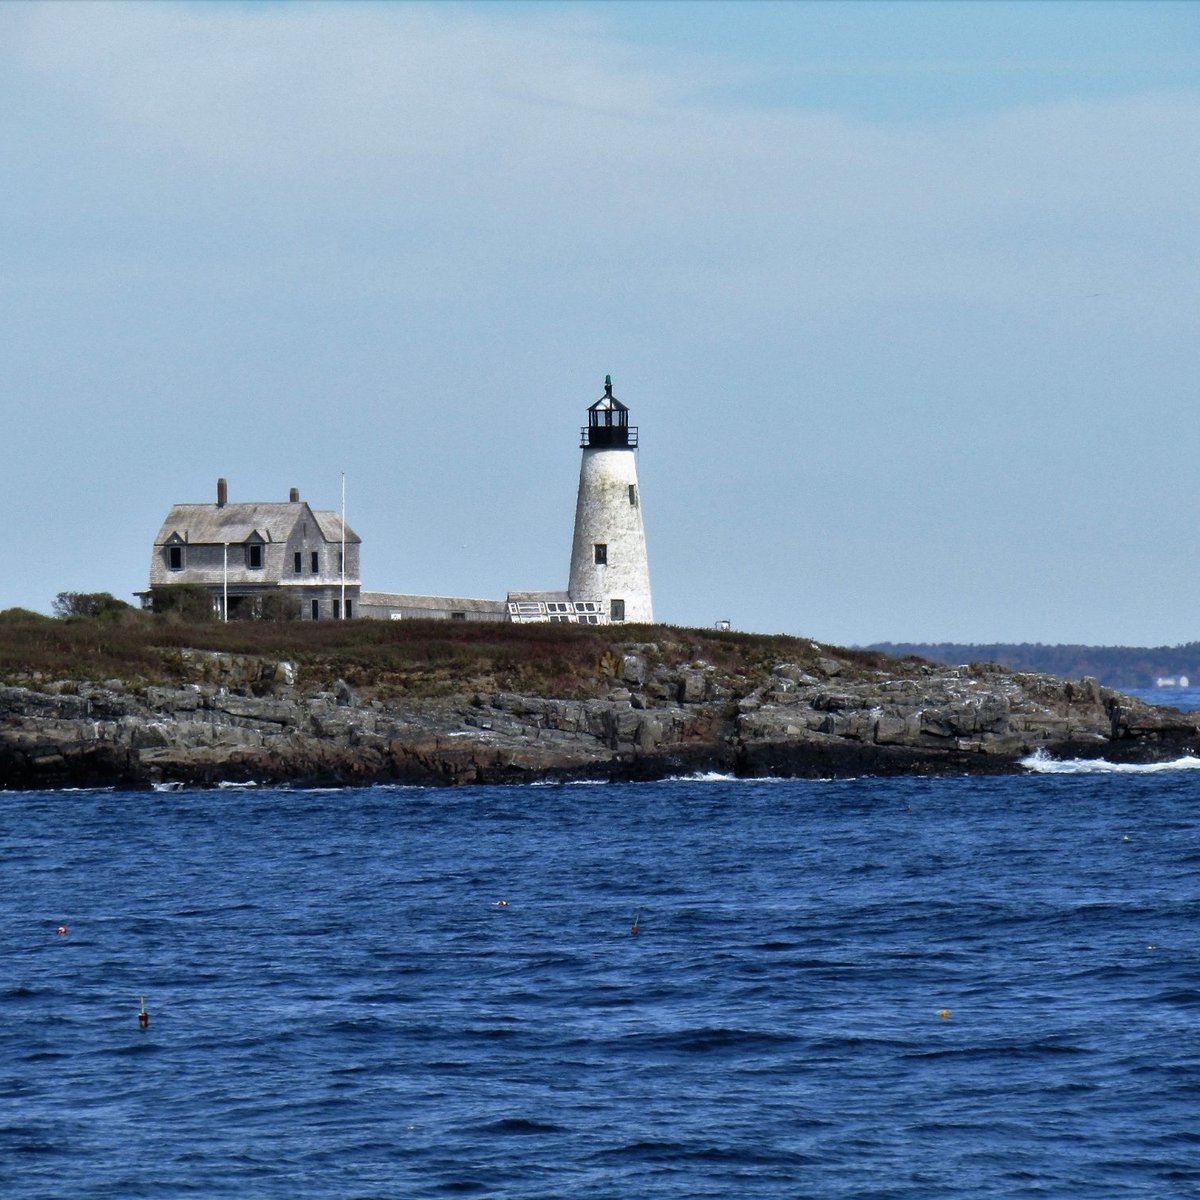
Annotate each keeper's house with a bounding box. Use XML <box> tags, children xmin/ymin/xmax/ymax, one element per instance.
<box><xmin>143</xmin><ymin>478</ymin><xmax>360</xmax><ymax>620</ymax></box>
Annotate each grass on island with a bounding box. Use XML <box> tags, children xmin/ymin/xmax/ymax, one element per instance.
<box><xmin>0</xmin><ymin>608</ymin><xmax>902</xmax><ymax>700</ymax></box>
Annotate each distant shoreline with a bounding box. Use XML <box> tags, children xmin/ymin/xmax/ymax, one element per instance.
<box><xmin>869</xmin><ymin>642</ymin><xmax>1200</xmax><ymax>691</ymax></box>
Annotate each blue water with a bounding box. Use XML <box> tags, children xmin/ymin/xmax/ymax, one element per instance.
<box><xmin>3</xmin><ymin>773</ymin><xmax>1199</xmax><ymax>1198</ymax></box>
<box><xmin>1127</xmin><ymin>684</ymin><xmax>1200</xmax><ymax>712</ymax></box>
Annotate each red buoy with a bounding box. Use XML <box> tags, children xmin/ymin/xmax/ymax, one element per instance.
<box><xmin>138</xmin><ymin>997</ymin><xmax>149</xmax><ymax>1029</ymax></box>
<box><xmin>56</xmin><ymin>925</ymin><xmax>68</xmax><ymax>936</ymax></box>
<box><xmin>630</xmin><ymin>911</ymin><xmax>640</xmax><ymax>935</ymax></box>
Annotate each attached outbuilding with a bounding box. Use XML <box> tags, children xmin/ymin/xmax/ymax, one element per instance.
<box><xmin>357</xmin><ymin>592</ymin><xmax>507</xmax><ymax>622</ymax></box>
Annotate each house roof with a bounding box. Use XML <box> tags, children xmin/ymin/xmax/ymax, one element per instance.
<box><xmin>153</xmin><ymin>502</ymin><xmax>360</xmax><ymax>547</ymax></box>
<box><xmin>312</xmin><ymin>510</ymin><xmax>357</xmax><ymax>545</ymax></box>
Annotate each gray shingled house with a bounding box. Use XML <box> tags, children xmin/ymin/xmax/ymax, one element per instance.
<box><xmin>144</xmin><ymin>478</ymin><xmax>360</xmax><ymax>620</ymax></box>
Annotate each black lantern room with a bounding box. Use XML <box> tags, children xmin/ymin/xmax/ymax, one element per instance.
<box><xmin>581</xmin><ymin>375</ymin><xmax>639</xmax><ymax>448</ymax></box>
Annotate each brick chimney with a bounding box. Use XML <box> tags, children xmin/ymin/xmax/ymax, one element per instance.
<box><xmin>289</xmin><ymin>487</ymin><xmax>300</xmax><ymax>503</ymax></box>
<box><xmin>217</xmin><ymin>477</ymin><xmax>228</xmax><ymax>508</ymax></box>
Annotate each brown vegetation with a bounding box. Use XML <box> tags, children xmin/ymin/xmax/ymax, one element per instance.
<box><xmin>0</xmin><ymin>610</ymin><xmax>898</xmax><ymax>700</ymax></box>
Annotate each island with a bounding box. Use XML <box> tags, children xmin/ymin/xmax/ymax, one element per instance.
<box><xmin>1</xmin><ymin>614</ymin><xmax>1196</xmax><ymax>789</ymax></box>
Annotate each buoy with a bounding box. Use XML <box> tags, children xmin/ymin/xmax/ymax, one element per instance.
<box><xmin>938</xmin><ymin>1008</ymin><xmax>951</xmax><ymax>1019</ymax></box>
<box><xmin>138</xmin><ymin>996</ymin><xmax>149</xmax><ymax>1029</ymax></box>
<box><xmin>56</xmin><ymin>924</ymin><xmax>68</xmax><ymax>936</ymax></box>
<box><xmin>630</xmin><ymin>912</ymin><xmax>640</xmax><ymax>935</ymax></box>
<box><xmin>493</xmin><ymin>900</ymin><xmax>508</xmax><ymax>907</ymax></box>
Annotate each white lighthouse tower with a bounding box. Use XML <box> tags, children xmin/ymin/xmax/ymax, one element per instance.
<box><xmin>567</xmin><ymin>375</ymin><xmax>653</xmax><ymax>624</ymax></box>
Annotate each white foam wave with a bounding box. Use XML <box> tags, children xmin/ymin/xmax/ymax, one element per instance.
<box><xmin>529</xmin><ymin>778</ymin><xmax>608</xmax><ymax>788</ymax></box>
<box><xmin>1021</xmin><ymin>749</ymin><xmax>1200</xmax><ymax>775</ymax></box>
<box><xmin>665</xmin><ymin>772</ymin><xmax>801</xmax><ymax>784</ymax></box>
<box><xmin>217</xmin><ymin>780</ymin><xmax>258</xmax><ymax>789</ymax></box>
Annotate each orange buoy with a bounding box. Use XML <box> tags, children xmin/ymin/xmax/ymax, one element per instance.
<box><xmin>138</xmin><ymin>997</ymin><xmax>149</xmax><ymax>1029</ymax></box>
<box><xmin>630</xmin><ymin>912</ymin><xmax>640</xmax><ymax>935</ymax></box>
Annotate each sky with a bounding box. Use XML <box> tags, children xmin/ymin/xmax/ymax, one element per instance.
<box><xmin>1</xmin><ymin>0</ymin><xmax>1198</xmax><ymax>646</ymax></box>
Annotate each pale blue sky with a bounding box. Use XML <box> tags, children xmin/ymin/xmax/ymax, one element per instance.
<box><xmin>2</xmin><ymin>0</ymin><xmax>1197</xmax><ymax>644</ymax></box>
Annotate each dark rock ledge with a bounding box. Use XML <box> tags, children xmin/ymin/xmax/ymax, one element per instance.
<box><xmin>1</xmin><ymin>651</ymin><xmax>1196</xmax><ymax>790</ymax></box>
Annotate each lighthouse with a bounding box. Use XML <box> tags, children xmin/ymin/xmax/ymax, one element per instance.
<box><xmin>567</xmin><ymin>376</ymin><xmax>654</xmax><ymax>624</ymax></box>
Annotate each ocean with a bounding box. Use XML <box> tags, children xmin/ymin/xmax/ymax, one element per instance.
<box><xmin>1127</xmin><ymin>684</ymin><xmax>1200</xmax><ymax>713</ymax></box>
<box><xmin>4</xmin><ymin>757</ymin><xmax>1199</xmax><ymax>1198</ymax></box>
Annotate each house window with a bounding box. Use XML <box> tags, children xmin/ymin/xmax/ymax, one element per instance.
<box><xmin>338</xmin><ymin>551</ymin><xmax>344</xmax><ymax>573</ymax></box>
<box><xmin>294</xmin><ymin>552</ymin><xmax>302</xmax><ymax>574</ymax></box>
<box><xmin>345</xmin><ymin>599</ymin><xmax>353</xmax><ymax>619</ymax></box>
<box><xmin>628</xmin><ymin>484</ymin><xmax>638</xmax><ymax>507</ymax></box>
<box><xmin>594</xmin><ymin>543</ymin><xmax>607</xmax><ymax>565</ymax></box>
<box><xmin>168</xmin><ymin>545</ymin><xmax>184</xmax><ymax>570</ymax></box>
<box><xmin>311</xmin><ymin>551</ymin><xmax>319</xmax><ymax>573</ymax></box>
<box><xmin>246</xmin><ymin>543</ymin><xmax>263</xmax><ymax>570</ymax></box>
<box><xmin>333</xmin><ymin>598</ymin><xmax>340</xmax><ymax>619</ymax></box>
<box><xmin>451</xmin><ymin>612</ymin><xmax>466</xmax><ymax>620</ymax></box>
<box><xmin>610</xmin><ymin>598</ymin><xmax>625</xmax><ymax>622</ymax></box>
<box><xmin>310</xmin><ymin>598</ymin><xmax>319</xmax><ymax>620</ymax></box>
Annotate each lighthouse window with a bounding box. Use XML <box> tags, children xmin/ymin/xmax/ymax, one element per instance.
<box><xmin>594</xmin><ymin>543</ymin><xmax>608</xmax><ymax>565</ymax></box>
<box><xmin>610</xmin><ymin>599</ymin><xmax>626</xmax><ymax>622</ymax></box>
<box><xmin>628</xmin><ymin>485</ymin><xmax>638</xmax><ymax>507</ymax></box>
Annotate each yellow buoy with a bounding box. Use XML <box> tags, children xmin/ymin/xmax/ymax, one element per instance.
<box><xmin>938</xmin><ymin>1008</ymin><xmax>951</xmax><ymax>1019</ymax></box>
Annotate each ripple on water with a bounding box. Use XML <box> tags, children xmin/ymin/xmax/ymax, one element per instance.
<box><xmin>2</xmin><ymin>776</ymin><xmax>1199</xmax><ymax>1198</ymax></box>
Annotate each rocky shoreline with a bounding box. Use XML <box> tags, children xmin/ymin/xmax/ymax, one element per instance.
<box><xmin>2</xmin><ymin>644</ymin><xmax>1197</xmax><ymax>790</ymax></box>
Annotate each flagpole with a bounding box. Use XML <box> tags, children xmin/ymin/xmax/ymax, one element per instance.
<box><xmin>340</xmin><ymin>472</ymin><xmax>346</xmax><ymax>620</ymax></box>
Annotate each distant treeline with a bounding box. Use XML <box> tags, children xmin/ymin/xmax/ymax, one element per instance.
<box><xmin>870</xmin><ymin>643</ymin><xmax>1200</xmax><ymax>689</ymax></box>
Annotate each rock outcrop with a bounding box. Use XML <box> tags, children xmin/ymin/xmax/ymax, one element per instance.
<box><xmin>1</xmin><ymin>646</ymin><xmax>1196</xmax><ymax>789</ymax></box>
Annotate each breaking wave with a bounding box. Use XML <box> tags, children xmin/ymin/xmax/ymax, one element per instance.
<box><xmin>1021</xmin><ymin>748</ymin><xmax>1200</xmax><ymax>775</ymax></box>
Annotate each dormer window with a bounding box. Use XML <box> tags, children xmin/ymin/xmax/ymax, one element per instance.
<box><xmin>167</xmin><ymin>545</ymin><xmax>184</xmax><ymax>570</ymax></box>
<box><xmin>246</xmin><ymin>543</ymin><xmax>263</xmax><ymax>570</ymax></box>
